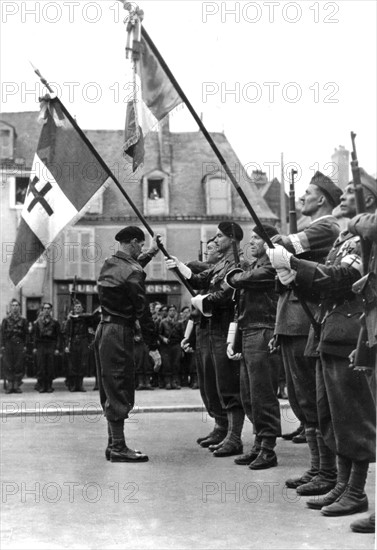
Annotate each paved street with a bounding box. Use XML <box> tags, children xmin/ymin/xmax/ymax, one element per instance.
<box><xmin>0</xmin><ymin>381</ymin><xmax>375</xmax><ymax>550</ymax></box>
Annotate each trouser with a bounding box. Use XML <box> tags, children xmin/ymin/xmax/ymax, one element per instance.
<box><xmin>318</xmin><ymin>352</ymin><xmax>376</xmax><ymax>462</ymax></box>
<box><xmin>66</xmin><ymin>337</ymin><xmax>88</xmax><ymax>389</ymax></box>
<box><xmin>160</xmin><ymin>343</ymin><xmax>182</xmax><ymax>378</ymax></box>
<box><xmin>2</xmin><ymin>340</ymin><xmax>25</xmax><ymax>385</ymax></box>
<box><xmin>241</xmin><ymin>327</ymin><xmax>281</xmax><ymax>441</ymax></box>
<box><xmin>134</xmin><ymin>341</ymin><xmax>153</xmax><ymax>375</ymax></box>
<box><xmin>280</xmin><ymin>335</ymin><xmax>318</xmax><ymax>427</ymax></box>
<box><xmin>36</xmin><ymin>343</ymin><xmax>56</xmax><ymax>389</ymax></box>
<box><xmin>195</xmin><ymin>324</ymin><xmax>227</xmax><ymax>428</ymax></box>
<box><xmin>94</xmin><ymin>321</ymin><xmax>135</xmax><ymax>422</ymax></box>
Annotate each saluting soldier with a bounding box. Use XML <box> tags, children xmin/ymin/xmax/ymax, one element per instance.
<box><xmin>166</xmin><ymin>222</ymin><xmax>245</xmax><ymax>457</ymax></box>
<box><xmin>0</xmin><ymin>299</ymin><xmax>28</xmax><ymax>393</ymax></box>
<box><xmin>270</xmin><ymin>172</ymin><xmax>342</xmax><ymax>496</ymax></box>
<box><xmin>267</xmin><ymin>170</ymin><xmax>376</xmax><ymax>519</ymax></box>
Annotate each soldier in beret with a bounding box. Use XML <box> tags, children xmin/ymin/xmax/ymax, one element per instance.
<box><xmin>95</xmin><ymin>226</ymin><xmax>161</xmax><ymax>463</ymax></box>
<box><xmin>166</xmin><ymin>222</ymin><xmax>245</xmax><ymax>457</ymax></box>
<box><xmin>267</xmin><ymin>170</ymin><xmax>376</xmax><ymax>519</ymax></box>
<box><xmin>270</xmin><ymin>172</ymin><xmax>342</xmax><ymax>496</ymax></box>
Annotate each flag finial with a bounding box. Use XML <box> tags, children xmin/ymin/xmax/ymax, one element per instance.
<box><xmin>122</xmin><ymin>2</ymin><xmax>144</xmax><ymax>59</ymax></box>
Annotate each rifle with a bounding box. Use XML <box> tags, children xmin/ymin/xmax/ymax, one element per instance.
<box><xmin>289</xmin><ymin>169</ymin><xmax>298</xmax><ymax>233</ymax></box>
<box><xmin>350</xmin><ymin>132</ymin><xmax>372</xmax><ymax>371</ymax></box>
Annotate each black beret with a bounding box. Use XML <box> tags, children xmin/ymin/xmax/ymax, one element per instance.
<box><xmin>115</xmin><ymin>226</ymin><xmax>145</xmax><ymax>243</ymax></box>
<box><xmin>252</xmin><ymin>223</ymin><xmax>279</xmax><ymax>241</ymax></box>
<box><xmin>310</xmin><ymin>171</ymin><xmax>342</xmax><ymax>207</ymax></box>
<box><xmin>218</xmin><ymin>221</ymin><xmax>243</xmax><ymax>241</ymax></box>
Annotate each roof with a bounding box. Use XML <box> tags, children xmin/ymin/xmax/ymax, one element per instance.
<box><xmin>0</xmin><ymin>110</ymin><xmax>276</xmax><ymax>221</ymax></box>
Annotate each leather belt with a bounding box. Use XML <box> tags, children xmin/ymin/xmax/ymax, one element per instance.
<box><xmin>100</xmin><ymin>314</ymin><xmax>133</xmax><ymax>327</ymax></box>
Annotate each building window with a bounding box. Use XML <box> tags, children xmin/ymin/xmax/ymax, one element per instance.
<box><xmin>0</xmin><ymin>127</ymin><xmax>13</xmax><ymax>159</ymax></box>
<box><xmin>148</xmin><ymin>178</ymin><xmax>163</xmax><ymax>200</ymax></box>
<box><xmin>8</xmin><ymin>175</ymin><xmax>30</xmax><ymax>209</ymax></box>
<box><xmin>204</xmin><ymin>176</ymin><xmax>231</xmax><ymax>215</ymax></box>
<box><xmin>143</xmin><ymin>170</ymin><xmax>169</xmax><ymax>215</ymax></box>
<box><xmin>144</xmin><ymin>228</ymin><xmax>167</xmax><ymax>280</ymax></box>
<box><xmin>64</xmin><ymin>227</ymin><xmax>96</xmax><ymax>280</ymax></box>
<box><xmin>15</xmin><ymin>176</ymin><xmax>29</xmax><ymax>205</ymax></box>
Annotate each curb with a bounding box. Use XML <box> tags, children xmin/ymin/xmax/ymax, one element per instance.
<box><xmin>0</xmin><ymin>402</ymin><xmax>292</xmax><ymax>419</ymax></box>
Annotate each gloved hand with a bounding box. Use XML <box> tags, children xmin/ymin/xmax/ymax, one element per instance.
<box><xmin>149</xmin><ymin>350</ymin><xmax>162</xmax><ymax>372</ymax></box>
<box><xmin>277</xmin><ymin>268</ymin><xmax>296</xmax><ymax>286</ymax></box>
<box><xmin>165</xmin><ymin>256</ymin><xmax>192</xmax><ymax>279</ymax></box>
<box><xmin>265</xmin><ymin>244</ymin><xmax>292</xmax><ymax>270</ymax></box>
<box><xmin>191</xmin><ymin>294</ymin><xmax>212</xmax><ymax>317</ymax></box>
<box><xmin>227</xmin><ymin>344</ymin><xmax>242</xmax><ymax>361</ymax></box>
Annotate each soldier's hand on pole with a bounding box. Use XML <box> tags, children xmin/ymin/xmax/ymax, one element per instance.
<box><xmin>227</xmin><ymin>343</ymin><xmax>242</xmax><ymax>361</ymax></box>
<box><xmin>265</xmin><ymin>244</ymin><xmax>292</xmax><ymax>270</ymax></box>
<box><xmin>165</xmin><ymin>256</ymin><xmax>192</xmax><ymax>279</ymax></box>
<box><xmin>277</xmin><ymin>268</ymin><xmax>296</xmax><ymax>286</ymax></box>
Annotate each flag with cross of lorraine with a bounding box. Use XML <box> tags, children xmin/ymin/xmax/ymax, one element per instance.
<box><xmin>9</xmin><ymin>97</ymin><xmax>109</xmax><ymax>286</ymax></box>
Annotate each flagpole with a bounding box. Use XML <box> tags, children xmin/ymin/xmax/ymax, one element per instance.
<box><xmin>140</xmin><ymin>27</ymin><xmax>274</xmax><ymax>249</ymax></box>
<box><xmin>138</xmin><ymin>26</ymin><xmax>320</xmax><ymax>333</ymax></box>
<box><xmin>30</xmin><ymin>65</ymin><xmax>196</xmax><ymax>297</ymax></box>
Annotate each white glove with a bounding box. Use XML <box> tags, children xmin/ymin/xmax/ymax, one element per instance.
<box><xmin>149</xmin><ymin>350</ymin><xmax>162</xmax><ymax>372</ymax></box>
<box><xmin>227</xmin><ymin>344</ymin><xmax>242</xmax><ymax>361</ymax></box>
<box><xmin>265</xmin><ymin>244</ymin><xmax>292</xmax><ymax>270</ymax></box>
<box><xmin>165</xmin><ymin>256</ymin><xmax>192</xmax><ymax>279</ymax></box>
<box><xmin>191</xmin><ymin>294</ymin><xmax>212</xmax><ymax>317</ymax></box>
<box><xmin>277</xmin><ymin>268</ymin><xmax>296</xmax><ymax>286</ymax></box>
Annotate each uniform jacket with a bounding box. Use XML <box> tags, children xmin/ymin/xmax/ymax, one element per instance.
<box><xmin>275</xmin><ymin>215</ymin><xmax>340</xmax><ymax>336</ymax></box>
<box><xmin>227</xmin><ymin>254</ymin><xmax>277</xmax><ymax>330</ymax></box>
<box><xmin>348</xmin><ymin>210</ymin><xmax>377</xmax><ymax>347</ymax></box>
<box><xmin>1</xmin><ymin>315</ymin><xmax>28</xmax><ymax>345</ymax></box>
<box><xmin>97</xmin><ymin>251</ymin><xmax>158</xmax><ymax>350</ymax></box>
<box><xmin>189</xmin><ymin>253</ymin><xmax>236</xmax><ymax>331</ymax></box>
<box><xmin>33</xmin><ymin>317</ymin><xmax>61</xmax><ymax>347</ymax></box>
<box><xmin>292</xmin><ymin>230</ymin><xmax>364</xmax><ymax>358</ymax></box>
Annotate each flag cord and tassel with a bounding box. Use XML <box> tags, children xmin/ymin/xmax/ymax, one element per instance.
<box><xmin>29</xmin><ymin>65</ymin><xmax>196</xmax><ymax>297</ymax></box>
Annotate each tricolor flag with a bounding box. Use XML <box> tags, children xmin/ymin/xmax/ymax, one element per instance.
<box><xmin>123</xmin><ymin>33</ymin><xmax>183</xmax><ymax>171</ymax></box>
<box><xmin>9</xmin><ymin>98</ymin><xmax>109</xmax><ymax>286</ymax></box>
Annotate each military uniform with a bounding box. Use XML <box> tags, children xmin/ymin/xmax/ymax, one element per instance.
<box><xmin>1</xmin><ymin>313</ymin><xmax>28</xmax><ymax>392</ymax></box>
<box><xmin>189</xmin><ymin>252</ymin><xmax>244</xmax><ymax>455</ymax></box>
<box><xmin>227</xmin><ymin>250</ymin><xmax>282</xmax><ymax>468</ymax></box>
<box><xmin>290</xmin><ymin>230</ymin><xmax>376</xmax><ymax>515</ymax></box>
<box><xmin>64</xmin><ymin>314</ymin><xmax>93</xmax><ymax>391</ymax></box>
<box><xmin>33</xmin><ymin>316</ymin><xmax>61</xmax><ymax>392</ymax></box>
<box><xmin>95</xmin><ymin>250</ymin><xmax>159</xmax><ymax>422</ymax></box>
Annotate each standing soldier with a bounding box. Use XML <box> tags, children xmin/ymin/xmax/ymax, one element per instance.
<box><xmin>225</xmin><ymin>224</ymin><xmax>282</xmax><ymax>469</ymax></box>
<box><xmin>33</xmin><ymin>303</ymin><xmax>61</xmax><ymax>393</ymax></box>
<box><xmin>159</xmin><ymin>305</ymin><xmax>181</xmax><ymax>390</ymax></box>
<box><xmin>267</xmin><ymin>171</ymin><xmax>376</xmax><ymax>518</ymax></box>
<box><xmin>0</xmin><ymin>299</ymin><xmax>28</xmax><ymax>393</ymax></box>
<box><xmin>166</xmin><ymin>222</ymin><xmax>245</xmax><ymax>457</ymax></box>
<box><xmin>270</xmin><ymin>172</ymin><xmax>342</xmax><ymax>495</ymax></box>
<box><xmin>64</xmin><ymin>300</ymin><xmax>93</xmax><ymax>392</ymax></box>
<box><xmin>95</xmin><ymin>226</ymin><xmax>161</xmax><ymax>463</ymax></box>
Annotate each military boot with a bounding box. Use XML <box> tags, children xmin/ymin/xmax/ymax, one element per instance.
<box><xmin>110</xmin><ymin>439</ymin><xmax>149</xmax><ymax>463</ymax></box>
<box><xmin>164</xmin><ymin>376</ymin><xmax>172</xmax><ymax>390</ymax></box>
<box><xmin>144</xmin><ymin>376</ymin><xmax>154</xmax><ymax>390</ymax></box>
<box><xmin>350</xmin><ymin>513</ymin><xmax>375</xmax><ymax>533</ymax></box>
<box><xmin>136</xmin><ymin>374</ymin><xmax>145</xmax><ymax>390</ymax></box>
<box><xmin>307</xmin><ymin>454</ymin><xmax>351</xmax><ymax>510</ymax></box>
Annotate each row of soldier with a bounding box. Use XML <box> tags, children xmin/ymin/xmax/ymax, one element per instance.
<box><xmin>161</xmin><ymin>169</ymin><xmax>376</xmax><ymax>534</ymax></box>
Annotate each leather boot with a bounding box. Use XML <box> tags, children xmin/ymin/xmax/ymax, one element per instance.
<box><xmin>165</xmin><ymin>376</ymin><xmax>172</xmax><ymax>390</ymax></box>
<box><xmin>200</xmin><ymin>427</ymin><xmax>228</xmax><ymax>448</ymax></box>
<box><xmin>350</xmin><ymin>513</ymin><xmax>375</xmax><ymax>533</ymax></box>
<box><xmin>234</xmin><ymin>435</ymin><xmax>262</xmax><ymax>465</ymax></box>
<box><xmin>171</xmin><ymin>377</ymin><xmax>181</xmax><ymax>390</ymax></box>
<box><xmin>307</xmin><ymin>454</ymin><xmax>351</xmax><ymax>509</ymax></box>
<box><xmin>281</xmin><ymin>423</ymin><xmax>304</xmax><ymax>440</ymax></box>
<box><xmin>110</xmin><ymin>439</ymin><xmax>149</xmax><ymax>463</ymax></box>
<box><xmin>213</xmin><ymin>407</ymin><xmax>244</xmax><ymax>457</ymax></box>
<box><xmin>286</xmin><ymin>470</ymin><xmax>318</xmax><ymax>489</ymax></box>
<box><xmin>76</xmin><ymin>377</ymin><xmax>86</xmax><ymax>392</ymax></box>
<box><xmin>249</xmin><ymin>449</ymin><xmax>278</xmax><ymax>470</ymax></box>
<box><xmin>321</xmin><ymin>459</ymin><xmax>370</xmax><ymax>516</ymax></box>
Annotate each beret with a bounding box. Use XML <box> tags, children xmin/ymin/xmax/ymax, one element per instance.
<box><xmin>252</xmin><ymin>223</ymin><xmax>279</xmax><ymax>241</ymax></box>
<box><xmin>218</xmin><ymin>221</ymin><xmax>243</xmax><ymax>241</ymax></box>
<box><xmin>357</xmin><ymin>167</ymin><xmax>377</xmax><ymax>200</ymax></box>
<box><xmin>310</xmin><ymin>171</ymin><xmax>342</xmax><ymax>207</ymax></box>
<box><xmin>115</xmin><ymin>226</ymin><xmax>145</xmax><ymax>243</ymax></box>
